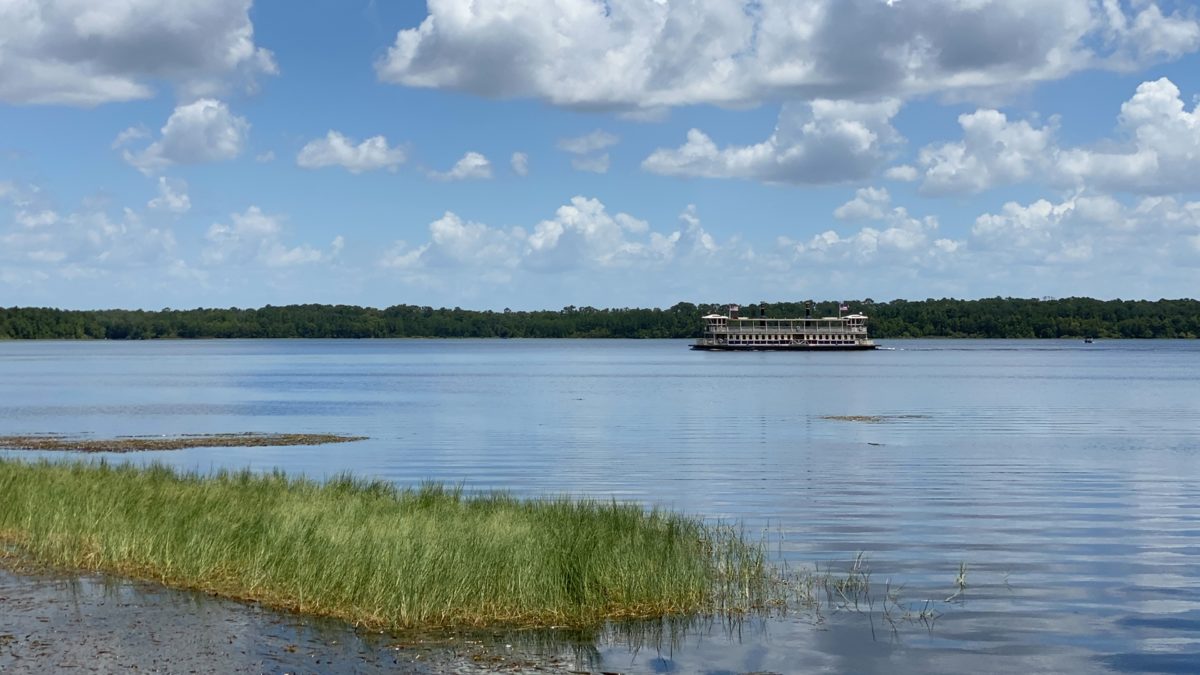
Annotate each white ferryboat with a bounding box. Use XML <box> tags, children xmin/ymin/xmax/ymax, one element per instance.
<box><xmin>691</xmin><ymin>303</ymin><xmax>876</xmax><ymax>351</ymax></box>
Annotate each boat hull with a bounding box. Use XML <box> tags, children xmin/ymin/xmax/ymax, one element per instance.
<box><xmin>690</xmin><ymin>343</ymin><xmax>876</xmax><ymax>351</ymax></box>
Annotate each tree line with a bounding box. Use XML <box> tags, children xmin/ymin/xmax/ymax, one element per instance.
<box><xmin>1</xmin><ymin>298</ymin><xmax>1197</xmax><ymax>340</ymax></box>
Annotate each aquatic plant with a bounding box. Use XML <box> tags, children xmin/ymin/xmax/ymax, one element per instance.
<box><xmin>0</xmin><ymin>459</ymin><xmax>772</xmax><ymax>630</ymax></box>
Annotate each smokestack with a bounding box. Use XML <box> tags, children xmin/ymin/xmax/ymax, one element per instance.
<box><xmin>804</xmin><ymin>300</ymin><xmax>813</xmax><ymax>318</ymax></box>
<box><xmin>729</xmin><ymin>304</ymin><xmax>739</xmax><ymax>320</ymax></box>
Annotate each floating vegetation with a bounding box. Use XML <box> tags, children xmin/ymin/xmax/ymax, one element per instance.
<box><xmin>821</xmin><ymin>414</ymin><xmax>932</xmax><ymax>424</ymax></box>
<box><xmin>0</xmin><ymin>459</ymin><xmax>776</xmax><ymax>630</ymax></box>
<box><xmin>0</xmin><ymin>433</ymin><xmax>367</xmax><ymax>453</ymax></box>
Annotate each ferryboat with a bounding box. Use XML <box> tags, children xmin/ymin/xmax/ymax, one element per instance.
<box><xmin>691</xmin><ymin>302</ymin><xmax>876</xmax><ymax>351</ymax></box>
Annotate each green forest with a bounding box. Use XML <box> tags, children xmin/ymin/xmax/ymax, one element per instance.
<box><xmin>1</xmin><ymin>298</ymin><xmax>1197</xmax><ymax>340</ymax></box>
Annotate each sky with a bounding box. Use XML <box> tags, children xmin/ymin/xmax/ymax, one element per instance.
<box><xmin>1</xmin><ymin>0</ymin><xmax>1200</xmax><ymax>311</ymax></box>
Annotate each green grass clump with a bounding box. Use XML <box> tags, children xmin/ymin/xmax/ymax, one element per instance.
<box><xmin>0</xmin><ymin>459</ymin><xmax>770</xmax><ymax>630</ymax></box>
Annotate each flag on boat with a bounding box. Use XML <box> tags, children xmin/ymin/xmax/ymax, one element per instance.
<box><xmin>839</xmin><ymin>302</ymin><xmax>849</xmax><ymax>312</ymax></box>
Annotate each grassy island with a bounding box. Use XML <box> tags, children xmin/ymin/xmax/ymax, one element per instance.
<box><xmin>0</xmin><ymin>459</ymin><xmax>771</xmax><ymax>630</ymax></box>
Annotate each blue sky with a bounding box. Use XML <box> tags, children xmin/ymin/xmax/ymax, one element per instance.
<box><xmin>2</xmin><ymin>0</ymin><xmax>1199</xmax><ymax>310</ymax></box>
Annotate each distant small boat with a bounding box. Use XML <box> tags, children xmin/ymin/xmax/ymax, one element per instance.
<box><xmin>1083</xmin><ymin>337</ymin><xmax>1094</xmax><ymax>344</ymax></box>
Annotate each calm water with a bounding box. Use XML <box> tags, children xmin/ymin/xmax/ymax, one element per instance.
<box><xmin>2</xmin><ymin>338</ymin><xmax>1199</xmax><ymax>674</ymax></box>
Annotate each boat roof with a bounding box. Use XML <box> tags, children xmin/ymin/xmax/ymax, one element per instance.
<box><xmin>708</xmin><ymin>314</ymin><xmax>869</xmax><ymax>321</ymax></box>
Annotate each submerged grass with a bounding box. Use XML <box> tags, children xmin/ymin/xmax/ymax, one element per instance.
<box><xmin>0</xmin><ymin>459</ymin><xmax>772</xmax><ymax>630</ymax></box>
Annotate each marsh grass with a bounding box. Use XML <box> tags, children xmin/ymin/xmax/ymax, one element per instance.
<box><xmin>0</xmin><ymin>459</ymin><xmax>772</xmax><ymax>630</ymax></box>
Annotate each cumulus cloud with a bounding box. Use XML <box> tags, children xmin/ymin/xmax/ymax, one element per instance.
<box><xmin>0</xmin><ymin>0</ymin><xmax>276</xmax><ymax>106</ymax></box>
<box><xmin>523</xmin><ymin>196</ymin><xmax>681</xmax><ymax>270</ymax></box>
<box><xmin>643</xmin><ymin>99</ymin><xmax>901</xmax><ymax>184</ymax></box>
<box><xmin>376</xmin><ymin>0</ymin><xmax>1198</xmax><ymax>109</ymax></box>
<box><xmin>1</xmin><ymin>195</ymin><xmax>179</xmax><ymax>276</ymax></box>
<box><xmin>296</xmin><ymin>131</ymin><xmax>407</xmax><ymax>174</ymax></box>
<box><xmin>121</xmin><ymin>99</ymin><xmax>249</xmax><ymax>174</ymax></box>
<box><xmin>382</xmin><ymin>196</ymin><xmax>724</xmax><ymax>281</ymax></box>
<box><xmin>834</xmin><ymin>187</ymin><xmax>890</xmax><ymax>221</ymax></box>
<box><xmin>1100</xmin><ymin>0</ymin><xmax>1200</xmax><ymax>68</ymax></box>
<box><xmin>382</xmin><ymin>212</ymin><xmax>521</xmax><ymax>280</ymax></box>
<box><xmin>203</xmin><ymin>206</ymin><xmax>340</xmax><ymax>267</ymax></box>
<box><xmin>428</xmin><ymin>152</ymin><xmax>493</xmax><ymax>181</ymax></box>
<box><xmin>884</xmin><ymin>165</ymin><xmax>919</xmax><ymax>182</ymax></box>
<box><xmin>147</xmin><ymin>177</ymin><xmax>191</xmax><ymax>214</ymax></box>
<box><xmin>967</xmin><ymin>191</ymin><xmax>1200</xmax><ymax>268</ymax></box>
<box><xmin>900</xmin><ymin>77</ymin><xmax>1200</xmax><ymax>196</ymax></box>
<box><xmin>1057</xmin><ymin>78</ymin><xmax>1200</xmax><ymax>194</ymax></box>
<box><xmin>783</xmin><ymin>192</ymin><xmax>958</xmax><ymax>265</ymax></box>
<box><xmin>511</xmin><ymin>152</ymin><xmax>529</xmax><ymax>176</ymax></box>
<box><xmin>916</xmin><ymin>110</ymin><xmax>1057</xmax><ymax>196</ymax></box>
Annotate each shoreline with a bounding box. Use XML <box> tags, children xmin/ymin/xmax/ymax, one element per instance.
<box><xmin>0</xmin><ymin>566</ymin><xmax>582</xmax><ymax>674</ymax></box>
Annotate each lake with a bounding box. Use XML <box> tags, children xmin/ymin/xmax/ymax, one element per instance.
<box><xmin>2</xmin><ymin>338</ymin><xmax>1198</xmax><ymax>673</ymax></box>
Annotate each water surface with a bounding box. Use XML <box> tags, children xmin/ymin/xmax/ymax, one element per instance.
<box><xmin>2</xmin><ymin>338</ymin><xmax>1198</xmax><ymax>673</ymax></box>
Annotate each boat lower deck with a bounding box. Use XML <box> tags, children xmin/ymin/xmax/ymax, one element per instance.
<box><xmin>691</xmin><ymin>343</ymin><xmax>877</xmax><ymax>351</ymax></box>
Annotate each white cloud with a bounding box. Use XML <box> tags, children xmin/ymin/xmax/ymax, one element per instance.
<box><xmin>1</xmin><ymin>200</ymin><xmax>178</xmax><ymax>275</ymax></box>
<box><xmin>147</xmin><ymin>177</ymin><xmax>191</xmax><ymax>214</ymax></box>
<box><xmin>916</xmin><ymin>110</ymin><xmax>1056</xmax><ymax>196</ymax></box>
<box><xmin>559</xmin><ymin>130</ymin><xmax>616</xmax><ymax>174</ymax></box>
<box><xmin>511</xmin><ymin>152</ymin><xmax>529</xmax><ymax>176</ymax></box>
<box><xmin>0</xmin><ymin>0</ymin><xmax>276</xmax><ymax>106</ymax></box>
<box><xmin>1100</xmin><ymin>0</ymin><xmax>1200</xmax><ymax>68</ymax></box>
<box><xmin>784</xmin><ymin>200</ymin><xmax>954</xmax><ymax>265</ymax></box>
<box><xmin>970</xmin><ymin>192</ymin><xmax>1200</xmax><ymax>271</ymax></box>
<box><xmin>884</xmin><ymin>165</ymin><xmax>918</xmax><ymax>182</ymax></box>
<box><xmin>428</xmin><ymin>152</ymin><xmax>493</xmax><ymax>181</ymax></box>
<box><xmin>524</xmin><ymin>196</ymin><xmax>682</xmax><ymax>270</ymax></box>
<box><xmin>558</xmin><ymin>130</ymin><xmax>619</xmax><ymax>155</ymax></box>
<box><xmin>111</xmin><ymin>126</ymin><xmax>149</xmax><ymax>149</ymax></box>
<box><xmin>1056</xmin><ymin>78</ymin><xmax>1200</xmax><ymax>194</ymax></box>
<box><xmin>571</xmin><ymin>154</ymin><xmax>610</xmax><ymax>174</ymax></box>
<box><xmin>834</xmin><ymin>187</ymin><xmax>890</xmax><ymax>221</ymax></box>
<box><xmin>255</xmin><ymin>150</ymin><xmax>276</xmax><ymax>163</ymax></box>
<box><xmin>16</xmin><ymin>210</ymin><xmax>59</xmax><ymax>228</ymax></box>
<box><xmin>376</xmin><ymin>1</ymin><xmax>1199</xmax><ymax>109</ymax></box>
<box><xmin>972</xmin><ymin>198</ymin><xmax>1073</xmax><ymax>257</ymax></box>
<box><xmin>121</xmin><ymin>99</ymin><xmax>249</xmax><ymax>174</ymax></box>
<box><xmin>381</xmin><ymin>212</ymin><xmax>522</xmax><ymax>284</ymax></box>
<box><xmin>899</xmin><ymin>77</ymin><xmax>1200</xmax><ymax>196</ymax></box>
<box><xmin>643</xmin><ymin>99</ymin><xmax>901</xmax><ymax>184</ymax></box>
<box><xmin>203</xmin><ymin>206</ymin><xmax>339</xmax><ymax>267</ymax></box>
<box><xmin>296</xmin><ymin>131</ymin><xmax>407</xmax><ymax>174</ymax></box>
<box><xmin>381</xmin><ymin>197</ymin><xmax>726</xmax><ymax>282</ymax></box>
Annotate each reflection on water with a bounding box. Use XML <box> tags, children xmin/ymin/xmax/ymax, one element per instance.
<box><xmin>2</xmin><ymin>338</ymin><xmax>1199</xmax><ymax>673</ymax></box>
